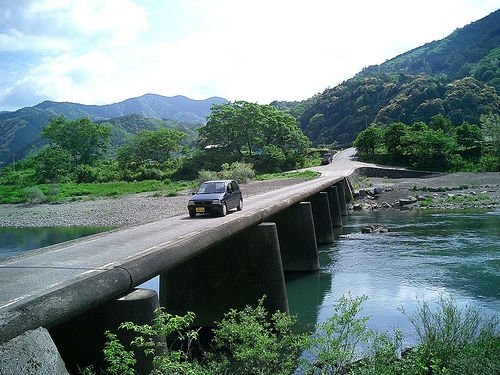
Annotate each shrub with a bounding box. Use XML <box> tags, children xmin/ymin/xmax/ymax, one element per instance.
<box><xmin>197</xmin><ymin>169</ymin><xmax>219</xmax><ymax>183</ymax></box>
<box><xmin>23</xmin><ymin>186</ymin><xmax>46</xmax><ymax>204</ymax></box>
<box><xmin>209</xmin><ymin>296</ymin><xmax>307</xmax><ymax>375</ymax></box>
<box><xmin>400</xmin><ymin>296</ymin><xmax>499</xmax><ymax>372</ymax></box>
<box><xmin>299</xmin><ymin>294</ymin><xmax>373</xmax><ymax>374</ymax></box>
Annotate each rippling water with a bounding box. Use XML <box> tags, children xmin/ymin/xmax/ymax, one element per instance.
<box><xmin>286</xmin><ymin>208</ymin><xmax>500</xmax><ymax>346</ymax></box>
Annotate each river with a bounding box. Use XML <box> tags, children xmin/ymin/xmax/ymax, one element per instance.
<box><xmin>1</xmin><ymin>209</ymin><xmax>499</xmax><ymax>347</ymax></box>
<box><xmin>287</xmin><ymin>208</ymin><xmax>500</xmax><ymax>347</ymax></box>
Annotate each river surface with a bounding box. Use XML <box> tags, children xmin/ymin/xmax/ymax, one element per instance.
<box><xmin>287</xmin><ymin>208</ymin><xmax>500</xmax><ymax>347</ymax></box>
<box><xmin>1</xmin><ymin>209</ymin><xmax>499</xmax><ymax>347</ymax></box>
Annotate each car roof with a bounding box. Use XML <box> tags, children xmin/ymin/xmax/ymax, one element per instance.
<box><xmin>201</xmin><ymin>180</ymin><xmax>234</xmax><ymax>184</ymax></box>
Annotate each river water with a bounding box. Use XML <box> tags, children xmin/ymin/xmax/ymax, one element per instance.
<box><xmin>1</xmin><ymin>209</ymin><xmax>499</xmax><ymax>347</ymax></box>
<box><xmin>287</xmin><ymin>208</ymin><xmax>500</xmax><ymax>347</ymax></box>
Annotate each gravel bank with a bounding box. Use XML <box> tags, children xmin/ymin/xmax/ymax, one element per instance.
<box><xmin>1</xmin><ymin>171</ymin><xmax>499</xmax><ymax>228</ymax></box>
<box><xmin>349</xmin><ymin>171</ymin><xmax>500</xmax><ymax>210</ymax></box>
<box><xmin>0</xmin><ymin>178</ymin><xmax>308</xmax><ymax>228</ymax></box>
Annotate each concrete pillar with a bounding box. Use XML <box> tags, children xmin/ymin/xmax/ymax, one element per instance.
<box><xmin>344</xmin><ymin>177</ymin><xmax>354</xmax><ymax>202</ymax></box>
<box><xmin>160</xmin><ymin>222</ymin><xmax>288</xmax><ymax>327</ymax></box>
<box><xmin>271</xmin><ymin>202</ymin><xmax>319</xmax><ymax>272</ymax></box>
<box><xmin>0</xmin><ymin>327</ymin><xmax>69</xmax><ymax>375</ymax></box>
<box><xmin>50</xmin><ymin>288</ymin><xmax>159</xmax><ymax>375</ymax></box>
<box><xmin>336</xmin><ymin>180</ymin><xmax>348</xmax><ymax>216</ymax></box>
<box><xmin>327</xmin><ymin>186</ymin><xmax>343</xmax><ymax>228</ymax></box>
<box><xmin>308</xmin><ymin>192</ymin><xmax>334</xmax><ymax>244</ymax></box>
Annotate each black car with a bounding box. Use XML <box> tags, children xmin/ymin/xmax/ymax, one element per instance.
<box><xmin>187</xmin><ymin>180</ymin><xmax>243</xmax><ymax>217</ymax></box>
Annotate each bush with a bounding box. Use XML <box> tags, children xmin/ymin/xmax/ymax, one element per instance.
<box><xmin>220</xmin><ymin>162</ymin><xmax>255</xmax><ymax>183</ymax></box>
<box><xmin>209</xmin><ymin>296</ymin><xmax>306</xmax><ymax>375</ymax></box>
<box><xmin>400</xmin><ymin>296</ymin><xmax>499</xmax><ymax>373</ymax></box>
<box><xmin>197</xmin><ymin>169</ymin><xmax>219</xmax><ymax>183</ymax></box>
<box><xmin>23</xmin><ymin>186</ymin><xmax>46</xmax><ymax>204</ymax></box>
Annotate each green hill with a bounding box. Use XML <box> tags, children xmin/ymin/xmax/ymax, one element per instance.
<box><xmin>0</xmin><ymin>94</ymin><xmax>226</xmax><ymax>166</ymax></box>
<box><xmin>277</xmin><ymin>9</ymin><xmax>500</xmax><ymax>146</ymax></box>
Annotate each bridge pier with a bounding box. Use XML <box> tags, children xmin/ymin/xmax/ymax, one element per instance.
<box><xmin>309</xmin><ymin>191</ymin><xmax>334</xmax><ymax>244</ymax></box>
<box><xmin>270</xmin><ymin>201</ymin><xmax>319</xmax><ymax>272</ymax></box>
<box><xmin>159</xmin><ymin>222</ymin><xmax>288</xmax><ymax>327</ymax></box>
<box><xmin>50</xmin><ymin>288</ymin><xmax>159</xmax><ymax>374</ymax></box>
<box><xmin>336</xmin><ymin>180</ymin><xmax>348</xmax><ymax>216</ymax></box>
<box><xmin>327</xmin><ymin>185</ymin><xmax>343</xmax><ymax>228</ymax></box>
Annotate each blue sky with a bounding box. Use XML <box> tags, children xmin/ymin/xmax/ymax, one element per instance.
<box><xmin>1</xmin><ymin>0</ymin><xmax>499</xmax><ymax>112</ymax></box>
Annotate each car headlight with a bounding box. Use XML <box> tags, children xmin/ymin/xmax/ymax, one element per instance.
<box><xmin>211</xmin><ymin>199</ymin><xmax>221</xmax><ymax>205</ymax></box>
<box><xmin>188</xmin><ymin>201</ymin><xmax>195</xmax><ymax>206</ymax></box>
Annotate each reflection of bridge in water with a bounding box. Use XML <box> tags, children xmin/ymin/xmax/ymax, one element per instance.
<box><xmin>0</xmin><ymin>154</ymin><xmax>356</xmax><ymax>373</ymax></box>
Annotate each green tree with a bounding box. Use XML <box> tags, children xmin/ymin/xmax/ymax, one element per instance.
<box><xmin>455</xmin><ymin>121</ymin><xmax>484</xmax><ymax>150</ymax></box>
<box><xmin>480</xmin><ymin>112</ymin><xmax>500</xmax><ymax>155</ymax></box>
<box><xmin>117</xmin><ymin>127</ymin><xmax>186</xmax><ymax>169</ymax></box>
<box><xmin>41</xmin><ymin>116</ymin><xmax>112</xmax><ymax>166</ymax></box>
<box><xmin>353</xmin><ymin>126</ymin><xmax>383</xmax><ymax>155</ymax></box>
<box><xmin>401</xmin><ymin>126</ymin><xmax>457</xmax><ymax>170</ymax></box>
<box><xmin>200</xmin><ymin>101</ymin><xmax>309</xmax><ymax>154</ymax></box>
<box><xmin>31</xmin><ymin>146</ymin><xmax>72</xmax><ymax>183</ymax></box>
<box><xmin>428</xmin><ymin>113</ymin><xmax>453</xmax><ymax>133</ymax></box>
<box><xmin>383</xmin><ymin>122</ymin><xmax>409</xmax><ymax>159</ymax></box>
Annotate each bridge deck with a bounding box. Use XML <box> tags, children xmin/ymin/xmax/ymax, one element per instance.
<box><xmin>0</xmin><ymin>151</ymin><xmax>357</xmax><ymax>343</ymax></box>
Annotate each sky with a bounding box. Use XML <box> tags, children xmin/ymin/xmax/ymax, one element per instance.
<box><xmin>1</xmin><ymin>0</ymin><xmax>500</xmax><ymax>112</ymax></box>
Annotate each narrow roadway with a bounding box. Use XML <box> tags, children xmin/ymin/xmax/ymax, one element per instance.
<box><xmin>0</xmin><ymin>148</ymin><xmax>359</xmax><ymax>343</ymax></box>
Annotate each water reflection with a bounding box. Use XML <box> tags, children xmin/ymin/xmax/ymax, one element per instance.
<box><xmin>0</xmin><ymin>226</ymin><xmax>112</xmax><ymax>259</ymax></box>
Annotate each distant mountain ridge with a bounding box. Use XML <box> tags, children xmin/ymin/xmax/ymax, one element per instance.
<box><xmin>32</xmin><ymin>94</ymin><xmax>227</xmax><ymax>123</ymax></box>
<box><xmin>0</xmin><ymin>94</ymin><xmax>227</xmax><ymax>165</ymax></box>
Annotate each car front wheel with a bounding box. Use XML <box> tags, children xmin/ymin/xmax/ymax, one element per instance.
<box><xmin>220</xmin><ymin>203</ymin><xmax>227</xmax><ymax>216</ymax></box>
<box><xmin>189</xmin><ymin>211</ymin><xmax>196</xmax><ymax>218</ymax></box>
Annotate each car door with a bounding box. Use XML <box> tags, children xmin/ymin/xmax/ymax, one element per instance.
<box><xmin>225</xmin><ymin>181</ymin><xmax>238</xmax><ymax>209</ymax></box>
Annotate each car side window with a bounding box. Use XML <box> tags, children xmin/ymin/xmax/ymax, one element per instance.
<box><xmin>231</xmin><ymin>181</ymin><xmax>239</xmax><ymax>192</ymax></box>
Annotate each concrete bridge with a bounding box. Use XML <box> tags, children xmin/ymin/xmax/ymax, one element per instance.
<box><xmin>0</xmin><ymin>149</ymin><xmax>359</xmax><ymax>373</ymax></box>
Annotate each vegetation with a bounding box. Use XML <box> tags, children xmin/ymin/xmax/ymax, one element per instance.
<box><xmin>96</xmin><ymin>294</ymin><xmax>499</xmax><ymax>375</ymax></box>
<box><xmin>353</xmin><ymin>113</ymin><xmax>499</xmax><ymax>171</ymax></box>
<box><xmin>0</xmin><ymin>103</ymin><xmax>317</xmax><ymax>203</ymax></box>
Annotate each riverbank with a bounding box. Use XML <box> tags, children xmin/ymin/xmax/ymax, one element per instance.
<box><xmin>0</xmin><ymin>171</ymin><xmax>499</xmax><ymax>228</ymax></box>
<box><xmin>348</xmin><ymin>171</ymin><xmax>500</xmax><ymax>211</ymax></box>
<box><xmin>0</xmin><ymin>178</ymin><xmax>308</xmax><ymax>227</ymax></box>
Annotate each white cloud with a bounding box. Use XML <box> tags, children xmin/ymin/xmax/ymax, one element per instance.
<box><xmin>1</xmin><ymin>0</ymin><xmax>499</xmax><ymax>110</ymax></box>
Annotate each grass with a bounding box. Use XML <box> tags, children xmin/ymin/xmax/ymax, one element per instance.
<box><xmin>0</xmin><ymin>171</ymin><xmax>319</xmax><ymax>204</ymax></box>
<box><xmin>0</xmin><ymin>180</ymin><xmax>197</xmax><ymax>204</ymax></box>
<box><xmin>253</xmin><ymin>170</ymin><xmax>319</xmax><ymax>181</ymax></box>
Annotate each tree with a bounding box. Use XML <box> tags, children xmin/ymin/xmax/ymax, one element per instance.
<box><xmin>41</xmin><ymin>116</ymin><xmax>112</xmax><ymax>166</ymax></box>
<box><xmin>31</xmin><ymin>146</ymin><xmax>72</xmax><ymax>183</ymax></box>
<box><xmin>455</xmin><ymin>121</ymin><xmax>483</xmax><ymax>150</ymax></box>
<box><xmin>428</xmin><ymin>114</ymin><xmax>453</xmax><ymax>133</ymax></box>
<box><xmin>383</xmin><ymin>122</ymin><xmax>409</xmax><ymax>159</ymax></box>
<box><xmin>198</xmin><ymin>101</ymin><xmax>310</xmax><ymax>171</ymax></box>
<box><xmin>353</xmin><ymin>126</ymin><xmax>383</xmax><ymax>155</ymax></box>
<box><xmin>117</xmin><ymin>128</ymin><xmax>186</xmax><ymax>169</ymax></box>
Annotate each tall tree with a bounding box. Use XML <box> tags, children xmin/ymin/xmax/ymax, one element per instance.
<box><xmin>117</xmin><ymin>128</ymin><xmax>186</xmax><ymax>169</ymax></box>
<box><xmin>353</xmin><ymin>126</ymin><xmax>383</xmax><ymax>155</ymax></box>
<box><xmin>199</xmin><ymin>101</ymin><xmax>310</xmax><ymax>160</ymax></box>
<box><xmin>41</xmin><ymin>116</ymin><xmax>112</xmax><ymax>165</ymax></box>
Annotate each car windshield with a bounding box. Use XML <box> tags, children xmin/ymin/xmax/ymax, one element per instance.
<box><xmin>197</xmin><ymin>182</ymin><xmax>226</xmax><ymax>194</ymax></box>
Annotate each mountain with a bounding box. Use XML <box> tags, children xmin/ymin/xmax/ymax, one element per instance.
<box><xmin>278</xmin><ymin>9</ymin><xmax>500</xmax><ymax>146</ymax></box>
<box><xmin>0</xmin><ymin>94</ymin><xmax>227</xmax><ymax>166</ymax></box>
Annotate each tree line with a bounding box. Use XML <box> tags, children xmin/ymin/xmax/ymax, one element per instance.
<box><xmin>353</xmin><ymin>113</ymin><xmax>500</xmax><ymax>171</ymax></box>
<box><xmin>0</xmin><ymin>101</ymin><xmax>312</xmax><ymax>188</ymax></box>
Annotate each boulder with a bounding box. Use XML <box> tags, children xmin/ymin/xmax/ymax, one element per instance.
<box><xmin>361</xmin><ymin>224</ymin><xmax>390</xmax><ymax>234</ymax></box>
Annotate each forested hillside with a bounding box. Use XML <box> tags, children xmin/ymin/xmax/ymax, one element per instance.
<box><xmin>0</xmin><ymin>94</ymin><xmax>226</xmax><ymax>166</ymax></box>
<box><xmin>276</xmin><ymin>9</ymin><xmax>500</xmax><ymax>146</ymax></box>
